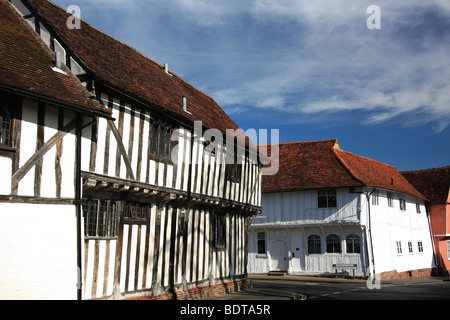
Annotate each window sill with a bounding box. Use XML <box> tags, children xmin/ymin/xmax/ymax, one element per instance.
<box><xmin>0</xmin><ymin>145</ymin><xmax>16</xmax><ymax>158</ymax></box>
<box><xmin>148</xmin><ymin>153</ymin><xmax>174</xmax><ymax>165</ymax></box>
<box><xmin>256</xmin><ymin>254</ymin><xmax>267</xmax><ymax>259</ymax></box>
<box><xmin>0</xmin><ymin>145</ymin><xmax>16</xmax><ymax>152</ymax></box>
<box><xmin>85</xmin><ymin>236</ymin><xmax>118</xmax><ymax>241</ymax></box>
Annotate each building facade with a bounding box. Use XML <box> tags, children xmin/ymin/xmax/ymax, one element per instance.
<box><xmin>402</xmin><ymin>166</ymin><xmax>450</xmax><ymax>275</ymax></box>
<box><xmin>248</xmin><ymin>140</ymin><xmax>436</xmax><ymax>280</ymax></box>
<box><xmin>0</xmin><ymin>0</ymin><xmax>262</xmax><ymax>300</ymax></box>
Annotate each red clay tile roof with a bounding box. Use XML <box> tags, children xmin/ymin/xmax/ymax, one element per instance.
<box><xmin>333</xmin><ymin>148</ymin><xmax>426</xmax><ymax>200</ymax></box>
<box><xmin>0</xmin><ymin>0</ymin><xmax>109</xmax><ymax>116</ymax></box>
<box><xmin>261</xmin><ymin>140</ymin><xmax>361</xmax><ymax>193</ymax></box>
<box><xmin>25</xmin><ymin>0</ymin><xmax>245</xmax><ymax>139</ymax></box>
<box><xmin>401</xmin><ymin>166</ymin><xmax>450</xmax><ymax>204</ymax></box>
<box><xmin>261</xmin><ymin>139</ymin><xmax>427</xmax><ymax>200</ymax></box>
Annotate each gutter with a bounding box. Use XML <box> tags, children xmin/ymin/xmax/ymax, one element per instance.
<box><xmin>0</xmin><ymin>85</ymin><xmax>113</xmax><ymax>120</ymax></box>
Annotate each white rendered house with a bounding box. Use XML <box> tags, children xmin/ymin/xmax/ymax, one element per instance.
<box><xmin>248</xmin><ymin>140</ymin><xmax>437</xmax><ymax>279</ymax></box>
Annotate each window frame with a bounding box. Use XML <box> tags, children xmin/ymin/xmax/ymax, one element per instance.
<box><xmin>83</xmin><ymin>199</ymin><xmax>118</xmax><ymax>239</ymax></box>
<box><xmin>416</xmin><ymin>203</ymin><xmax>421</xmax><ymax>214</ymax></box>
<box><xmin>148</xmin><ymin>115</ymin><xmax>174</xmax><ymax>163</ymax></box>
<box><xmin>257</xmin><ymin>232</ymin><xmax>266</xmax><ymax>255</ymax></box>
<box><xmin>326</xmin><ymin>234</ymin><xmax>341</xmax><ymax>254</ymax></box>
<box><xmin>318</xmin><ymin>189</ymin><xmax>337</xmax><ymax>208</ymax></box>
<box><xmin>213</xmin><ymin>213</ymin><xmax>227</xmax><ymax>249</ymax></box>
<box><xmin>371</xmin><ymin>190</ymin><xmax>379</xmax><ymax>206</ymax></box>
<box><xmin>417</xmin><ymin>241</ymin><xmax>424</xmax><ymax>253</ymax></box>
<box><xmin>346</xmin><ymin>234</ymin><xmax>361</xmax><ymax>254</ymax></box>
<box><xmin>123</xmin><ymin>201</ymin><xmax>148</xmax><ymax>224</ymax></box>
<box><xmin>387</xmin><ymin>192</ymin><xmax>394</xmax><ymax>208</ymax></box>
<box><xmin>399</xmin><ymin>198</ymin><xmax>406</xmax><ymax>211</ymax></box>
<box><xmin>308</xmin><ymin>234</ymin><xmax>321</xmax><ymax>254</ymax></box>
<box><xmin>408</xmin><ymin>241</ymin><xmax>413</xmax><ymax>254</ymax></box>
<box><xmin>0</xmin><ymin>103</ymin><xmax>14</xmax><ymax>148</ymax></box>
<box><xmin>396</xmin><ymin>241</ymin><xmax>403</xmax><ymax>255</ymax></box>
<box><xmin>225</xmin><ymin>143</ymin><xmax>243</xmax><ymax>183</ymax></box>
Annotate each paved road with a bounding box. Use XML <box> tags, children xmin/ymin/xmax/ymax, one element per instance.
<box><xmin>208</xmin><ymin>276</ymin><xmax>450</xmax><ymax>300</ymax></box>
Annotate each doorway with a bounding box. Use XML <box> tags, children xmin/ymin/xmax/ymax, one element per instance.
<box><xmin>270</xmin><ymin>240</ymin><xmax>288</xmax><ymax>271</ymax></box>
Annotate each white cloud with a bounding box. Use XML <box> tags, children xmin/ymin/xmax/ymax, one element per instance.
<box><xmin>52</xmin><ymin>0</ymin><xmax>450</xmax><ymax>132</ymax></box>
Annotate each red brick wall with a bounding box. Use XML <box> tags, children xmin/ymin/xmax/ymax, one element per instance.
<box><xmin>130</xmin><ymin>279</ymin><xmax>252</xmax><ymax>300</ymax></box>
<box><xmin>379</xmin><ymin>268</ymin><xmax>438</xmax><ymax>280</ymax></box>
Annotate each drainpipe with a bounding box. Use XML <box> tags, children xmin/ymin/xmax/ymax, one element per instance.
<box><xmin>365</xmin><ymin>190</ymin><xmax>376</xmax><ymax>282</ymax></box>
<box><xmin>75</xmin><ymin>114</ymin><xmax>97</xmax><ymax>300</ymax></box>
<box><xmin>426</xmin><ymin>205</ymin><xmax>439</xmax><ymax>274</ymax></box>
<box><xmin>351</xmin><ymin>188</ymin><xmax>376</xmax><ymax>280</ymax></box>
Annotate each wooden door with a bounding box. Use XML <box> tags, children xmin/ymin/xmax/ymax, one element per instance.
<box><xmin>271</xmin><ymin>240</ymin><xmax>288</xmax><ymax>271</ymax></box>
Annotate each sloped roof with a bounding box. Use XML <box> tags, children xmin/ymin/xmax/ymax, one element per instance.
<box><xmin>0</xmin><ymin>0</ymin><xmax>109</xmax><ymax>116</ymax></box>
<box><xmin>24</xmin><ymin>0</ymin><xmax>245</xmax><ymax>139</ymax></box>
<box><xmin>261</xmin><ymin>139</ymin><xmax>427</xmax><ymax>200</ymax></box>
<box><xmin>401</xmin><ymin>166</ymin><xmax>450</xmax><ymax>204</ymax></box>
<box><xmin>261</xmin><ymin>140</ymin><xmax>360</xmax><ymax>193</ymax></box>
<box><xmin>333</xmin><ymin>148</ymin><xmax>426</xmax><ymax>200</ymax></box>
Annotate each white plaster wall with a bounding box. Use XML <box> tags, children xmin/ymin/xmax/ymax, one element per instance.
<box><xmin>0</xmin><ymin>157</ymin><xmax>11</xmax><ymax>195</ymax></box>
<box><xmin>18</xmin><ymin>99</ymin><xmax>37</xmax><ymax>196</ymax></box>
<box><xmin>0</xmin><ymin>203</ymin><xmax>78</xmax><ymax>300</ymax></box>
<box><xmin>360</xmin><ymin>190</ymin><xmax>435</xmax><ymax>276</ymax></box>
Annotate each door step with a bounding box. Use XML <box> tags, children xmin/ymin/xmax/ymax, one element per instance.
<box><xmin>268</xmin><ymin>271</ymin><xmax>287</xmax><ymax>276</ymax></box>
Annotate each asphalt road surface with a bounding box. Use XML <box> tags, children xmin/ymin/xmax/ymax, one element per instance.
<box><xmin>208</xmin><ymin>278</ymin><xmax>450</xmax><ymax>300</ymax></box>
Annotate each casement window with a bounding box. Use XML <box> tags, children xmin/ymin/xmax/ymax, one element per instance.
<box><xmin>387</xmin><ymin>192</ymin><xmax>394</xmax><ymax>207</ymax></box>
<box><xmin>371</xmin><ymin>190</ymin><xmax>379</xmax><ymax>206</ymax></box>
<box><xmin>408</xmin><ymin>241</ymin><xmax>413</xmax><ymax>253</ymax></box>
<box><xmin>416</xmin><ymin>203</ymin><xmax>421</xmax><ymax>214</ymax></box>
<box><xmin>326</xmin><ymin>234</ymin><xmax>341</xmax><ymax>253</ymax></box>
<box><xmin>318</xmin><ymin>189</ymin><xmax>337</xmax><ymax>208</ymax></box>
<box><xmin>213</xmin><ymin>213</ymin><xmax>227</xmax><ymax>249</ymax></box>
<box><xmin>149</xmin><ymin>117</ymin><xmax>173</xmax><ymax>160</ymax></box>
<box><xmin>225</xmin><ymin>145</ymin><xmax>242</xmax><ymax>183</ymax></box>
<box><xmin>83</xmin><ymin>199</ymin><xmax>117</xmax><ymax>238</ymax></box>
<box><xmin>396</xmin><ymin>241</ymin><xmax>402</xmax><ymax>255</ymax></box>
<box><xmin>0</xmin><ymin>104</ymin><xmax>13</xmax><ymax>147</ymax></box>
<box><xmin>417</xmin><ymin>241</ymin><xmax>424</xmax><ymax>253</ymax></box>
<box><xmin>124</xmin><ymin>202</ymin><xmax>147</xmax><ymax>222</ymax></box>
<box><xmin>346</xmin><ymin>234</ymin><xmax>361</xmax><ymax>254</ymax></box>
<box><xmin>308</xmin><ymin>235</ymin><xmax>321</xmax><ymax>254</ymax></box>
<box><xmin>257</xmin><ymin>232</ymin><xmax>266</xmax><ymax>254</ymax></box>
<box><xmin>399</xmin><ymin>198</ymin><xmax>406</xmax><ymax>211</ymax></box>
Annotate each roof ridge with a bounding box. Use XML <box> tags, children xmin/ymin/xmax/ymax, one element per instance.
<box><xmin>401</xmin><ymin>165</ymin><xmax>450</xmax><ymax>173</ymax></box>
<box><xmin>331</xmin><ymin>148</ymin><xmax>367</xmax><ymax>187</ymax></box>
<box><xmin>337</xmin><ymin>149</ymin><xmax>396</xmax><ymax>169</ymax></box>
<box><xmin>257</xmin><ymin>139</ymin><xmax>338</xmax><ymax>147</ymax></box>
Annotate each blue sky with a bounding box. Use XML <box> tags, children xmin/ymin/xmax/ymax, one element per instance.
<box><xmin>53</xmin><ymin>0</ymin><xmax>450</xmax><ymax>171</ymax></box>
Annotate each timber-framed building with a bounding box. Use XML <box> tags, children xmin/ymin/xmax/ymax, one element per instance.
<box><xmin>0</xmin><ymin>0</ymin><xmax>262</xmax><ymax>300</ymax></box>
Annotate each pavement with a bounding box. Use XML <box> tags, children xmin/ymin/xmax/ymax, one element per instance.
<box><xmin>247</xmin><ymin>273</ymin><xmax>450</xmax><ymax>285</ymax></box>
